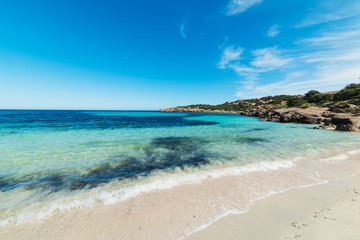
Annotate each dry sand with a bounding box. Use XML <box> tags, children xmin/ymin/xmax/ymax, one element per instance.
<box><xmin>185</xmin><ymin>174</ymin><xmax>360</xmax><ymax>240</ymax></box>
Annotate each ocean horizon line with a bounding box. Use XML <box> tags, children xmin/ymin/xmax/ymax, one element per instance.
<box><xmin>0</xmin><ymin>108</ymin><xmax>161</xmax><ymax>111</ymax></box>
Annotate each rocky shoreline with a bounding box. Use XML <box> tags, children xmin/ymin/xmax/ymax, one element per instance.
<box><xmin>159</xmin><ymin>107</ymin><xmax>360</xmax><ymax>132</ymax></box>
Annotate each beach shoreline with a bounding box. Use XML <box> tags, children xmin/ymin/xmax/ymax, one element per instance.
<box><xmin>185</xmin><ymin>174</ymin><xmax>360</xmax><ymax>240</ymax></box>
<box><xmin>1</xmin><ymin>149</ymin><xmax>360</xmax><ymax>240</ymax></box>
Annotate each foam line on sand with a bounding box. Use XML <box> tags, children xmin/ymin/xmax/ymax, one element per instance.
<box><xmin>185</xmin><ymin>174</ymin><xmax>360</xmax><ymax>240</ymax></box>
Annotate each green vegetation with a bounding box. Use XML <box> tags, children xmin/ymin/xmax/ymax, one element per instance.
<box><xmin>287</xmin><ymin>96</ymin><xmax>306</xmax><ymax>107</ymax></box>
<box><xmin>334</xmin><ymin>84</ymin><xmax>360</xmax><ymax>104</ymax></box>
<box><xmin>178</xmin><ymin>83</ymin><xmax>360</xmax><ymax>112</ymax></box>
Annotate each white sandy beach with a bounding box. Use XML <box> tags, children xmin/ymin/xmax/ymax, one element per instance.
<box><xmin>186</xmin><ymin>174</ymin><xmax>360</xmax><ymax>240</ymax></box>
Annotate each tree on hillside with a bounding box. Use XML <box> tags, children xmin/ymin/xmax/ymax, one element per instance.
<box><xmin>287</xmin><ymin>96</ymin><xmax>306</xmax><ymax>107</ymax></box>
<box><xmin>304</xmin><ymin>90</ymin><xmax>320</xmax><ymax>100</ymax></box>
<box><xmin>334</xmin><ymin>83</ymin><xmax>360</xmax><ymax>101</ymax></box>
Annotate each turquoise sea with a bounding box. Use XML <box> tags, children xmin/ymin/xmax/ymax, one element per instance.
<box><xmin>1</xmin><ymin>110</ymin><xmax>360</xmax><ymax>237</ymax></box>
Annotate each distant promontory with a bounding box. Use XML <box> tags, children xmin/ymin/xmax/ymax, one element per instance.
<box><xmin>160</xmin><ymin>83</ymin><xmax>360</xmax><ymax>132</ymax></box>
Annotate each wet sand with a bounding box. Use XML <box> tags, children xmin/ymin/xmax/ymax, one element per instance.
<box><xmin>185</xmin><ymin>174</ymin><xmax>360</xmax><ymax>240</ymax></box>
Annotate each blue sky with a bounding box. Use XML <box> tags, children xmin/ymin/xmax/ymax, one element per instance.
<box><xmin>0</xmin><ymin>0</ymin><xmax>359</xmax><ymax>110</ymax></box>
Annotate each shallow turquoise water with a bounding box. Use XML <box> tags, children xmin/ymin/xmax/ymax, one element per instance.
<box><xmin>1</xmin><ymin>110</ymin><xmax>360</xmax><ymax>212</ymax></box>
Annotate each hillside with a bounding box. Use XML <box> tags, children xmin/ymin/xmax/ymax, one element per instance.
<box><xmin>161</xmin><ymin>83</ymin><xmax>360</xmax><ymax>114</ymax></box>
<box><xmin>160</xmin><ymin>83</ymin><xmax>360</xmax><ymax>132</ymax></box>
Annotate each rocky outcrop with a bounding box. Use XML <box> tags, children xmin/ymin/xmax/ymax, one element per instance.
<box><xmin>241</xmin><ymin>107</ymin><xmax>360</xmax><ymax>132</ymax></box>
<box><xmin>159</xmin><ymin>107</ymin><xmax>360</xmax><ymax>132</ymax></box>
<box><xmin>327</xmin><ymin>103</ymin><xmax>360</xmax><ymax>114</ymax></box>
<box><xmin>241</xmin><ymin>108</ymin><xmax>327</xmax><ymax>124</ymax></box>
<box><xmin>319</xmin><ymin>112</ymin><xmax>360</xmax><ymax>132</ymax></box>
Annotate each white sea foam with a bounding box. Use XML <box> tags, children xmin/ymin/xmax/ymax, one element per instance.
<box><xmin>179</xmin><ymin>180</ymin><xmax>328</xmax><ymax>240</ymax></box>
<box><xmin>319</xmin><ymin>149</ymin><xmax>360</xmax><ymax>163</ymax></box>
<box><xmin>320</xmin><ymin>153</ymin><xmax>349</xmax><ymax>162</ymax></box>
<box><xmin>0</xmin><ymin>160</ymin><xmax>296</xmax><ymax>226</ymax></box>
<box><xmin>98</xmin><ymin>160</ymin><xmax>296</xmax><ymax>205</ymax></box>
<box><xmin>347</xmin><ymin>149</ymin><xmax>360</xmax><ymax>155</ymax></box>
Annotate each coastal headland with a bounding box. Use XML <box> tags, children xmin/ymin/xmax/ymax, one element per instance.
<box><xmin>160</xmin><ymin>83</ymin><xmax>360</xmax><ymax>132</ymax></box>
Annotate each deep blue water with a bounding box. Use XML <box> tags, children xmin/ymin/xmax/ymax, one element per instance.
<box><xmin>0</xmin><ymin>110</ymin><xmax>217</xmax><ymax>131</ymax></box>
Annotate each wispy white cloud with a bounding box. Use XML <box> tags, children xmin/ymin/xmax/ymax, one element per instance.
<box><xmin>298</xmin><ymin>29</ymin><xmax>360</xmax><ymax>46</ymax></box>
<box><xmin>285</xmin><ymin>71</ymin><xmax>306</xmax><ymax>81</ymax></box>
<box><xmin>267</xmin><ymin>24</ymin><xmax>280</xmax><ymax>37</ymax></box>
<box><xmin>296</xmin><ymin>1</ymin><xmax>360</xmax><ymax>27</ymax></box>
<box><xmin>218</xmin><ymin>46</ymin><xmax>243</xmax><ymax>69</ymax></box>
<box><xmin>179</xmin><ymin>14</ymin><xmax>191</xmax><ymax>39</ymax></box>
<box><xmin>233</xmin><ymin>26</ymin><xmax>360</xmax><ymax>99</ymax></box>
<box><xmin>251</xmin><ymin>47</ymin><xmax>292</xmax><ymax>69</ymax></box>
<box><xmin>303</xmin><ymin>50</ymin><xmax>360</xmax><ymax>63</ymax></box>
<box><xmin>297</xmin><ymin>13</ymin><xmax>359</xmax><ymax>28</ymax></box>
<box><xmin>218</xmin><ymin>46</ymin><xmax>258</xmax><ymax>81</ymax></box>
<box><xmin>229</xmin><ymin>64</ymin><xmax>259</xmax><ymax>83</ymax></box>
<box><xmin>179</xmin><ymin>23</ymin><xmax>187</xmax><ymax>38</ymax></box>
<box><xmin>219</xmin><ymin>46</ymin><xmax>293</xmax><ymax>87</ymax></box>
<box><xmin>297</xmin><ymin>27</ymin><xmax>360</xmax><ymax>63</ymax></box>
<box><xmin>226</xmin><ymin>0</ymin><xmax>262</xmax><ymax>16</ymax></box>
<box><xmin>236</xmin><ymin>64</ymin><xmax>360</xmax><ymax>98</ymax></box>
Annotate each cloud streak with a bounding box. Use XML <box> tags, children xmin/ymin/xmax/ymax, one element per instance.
<box><xmin>296</xmin><ymin>0</ymin><xmax>360</xmax><ymax>27</ymax></box>
<box><xmin>267</xmin><ymin>24</ymin><xmax>280</xmax><ymax>37</ymax></box>
<box><xmin>219</xmin><ymin>46</ymin><xmax>293</xmax><ymax>81</ymax></box>
<box><xmin>218</xmin><ymin>46</ymin><xmax>243</xmax><ymax>69</ymax></box>
<box><xmin>251</xmin><ymin>47</ymin><xmax>292</xmax><ymax>69</ymax></box>
<box><xmin>298</xmin><ymin>29</ymin><xmax>360</xmax><ymax>47</ymax></box>
<box><xmin>226</xmin><ymin>0</ymin><xmax>262</xmax><ymax>16</ymax></box>
<box><xmin>179</xmin><ymin>23</ymin><xmax>187</xmax><ymax>38</ymax></box>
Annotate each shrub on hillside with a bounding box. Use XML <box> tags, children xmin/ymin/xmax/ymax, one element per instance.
<box><xmin>334</xmin><ymin>83</ymin><xmax>360</xmax><ymax>101</ymax></box>
<box><xmin>307</xmin><ymin>93</ymin><xmax>334</xmax><ymax>103</ymax></box>
<box><xmin>287</xmin><ymin>97</ymin><xmax>306</xmax><ymax>107</ymax></box>
<box><xmin>304</xmin><ymin>90</ymin><xmax>320</xmax><ymax>101</ymax></box>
